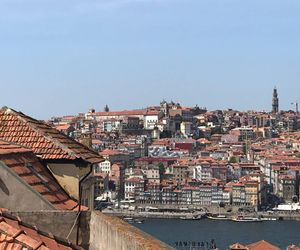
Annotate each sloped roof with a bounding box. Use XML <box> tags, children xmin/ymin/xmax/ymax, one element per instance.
<box><xmin>94</xmin><ymin>109</ymin><xmax>159</xmax><ymax>116</ymax></box>
<box><xmin>0</xmin><ymin>107</ymin><xmax>102</xmax><ymax>164</ymax></box>
<box><xmin>287</xmin><ymin>244</ymin><xmax>300</xmax><ymax>250</ymax></box>
<box><xmin>0</xmin><ymin>140</ymin><xmax>81</xmax><ymax>210</ymax></box>
<box><xmin>246</xmin><ymin>240</ymin><xmax>280</xmax><ymax>250</ymax></box>
<box><xmin>229</xmin><ymin>243</ymin><xmax>249</xmax><ymax>250</ymax></box>
<box><xmin>99</xmin><ymin>148</ymin><xmax>122</xmax><ymax>156</ymax></box>
<box><xmin>55</xmin><ymin>124</ymin><xmax>72</xmax><ymax>131</ymax></box>
<box><xmin>0</xmin><ymin>210</ymin><xmax>81</xmax><ymax>250</ymax></box>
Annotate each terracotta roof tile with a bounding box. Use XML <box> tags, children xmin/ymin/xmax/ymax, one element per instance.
<box><xmin>15</xmin><ymin>233</ymin><xmax>43</xmax><ymax>249</ymax></box>
<box><xmin>0</xmin><ymin>211</ymin><xmax>80</xmax><ymax>250</ymax></box>
<box><xmin>246</xmin><ymin>240</ymin><xmax>280</xmax><ymax>250</ymax></box>
<box><xmin>0</xmin><ymin>140</ymin><xmax>80</xmax><ymax>211</ymax></box>
<box><xmin>0</xmin><ymin>107</ymin><xmax>102</xmax><ymax>164</ymax></box>
<box><xmin>0</xmin><ymin>221</ymin><xmax>22</xmax><ymax>238</ymax></box>
<box><xmin>0</xmin><ymin>233</ymin><xmax>23</xmax><ymax>250</ymax></box>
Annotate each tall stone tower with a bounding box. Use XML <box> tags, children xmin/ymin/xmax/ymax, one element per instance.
<box><xmin>272</xmin><ymin>87</ymin><xmax>279</xmax><ymax>114</ymax></box>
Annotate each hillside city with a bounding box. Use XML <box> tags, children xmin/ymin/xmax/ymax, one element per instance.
<box><xmin>46</xmin><ymin>88</ymin><xmax>300</xmax><ymax>213</ymax></box>
<box><xmin>0</xmin><ymin>88</ymin><xmax>299</xmax><ymax>249</ymax></box>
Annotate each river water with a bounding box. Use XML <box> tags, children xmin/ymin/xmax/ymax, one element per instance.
<box><xmin>134</xmin><ymin>218</ymin><xmax>300</xmax><ymax>250</ymax></box>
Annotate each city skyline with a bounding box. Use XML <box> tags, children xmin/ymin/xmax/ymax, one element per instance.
<box><xmin>3</xmin><ymin>87</ymin><xmax>298</xmax><ymax>120</ymax></box>
<box><xmin>1</xmin><ymin>0</ymin><xmax>300</xmax><ymax>118</ymax></box>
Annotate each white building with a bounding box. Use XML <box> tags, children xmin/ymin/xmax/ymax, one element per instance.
<box><xmin>144</xmin><ymin>113</ymin><xmax>159</xmax><ymax>130</ymax></box>
<box><xmin>95</xmin><ymin>160</ymin><xmax>112</xmax><ymax>174</ymax></box>
<box><xmin>180</xmin><ymin>122</ymin><xmax>192</xmax><ymax>137</ymax></box>
<box><xmin>193</xmin><ymin>165</ymin><xmax>202</xmax><ymax>181</ymax></box>
<box><xmin>124</xmin><ymin>177</ymin><xmax>144</xmax><ymax>200</ymax></box>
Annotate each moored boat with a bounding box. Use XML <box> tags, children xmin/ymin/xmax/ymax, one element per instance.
<box><xmin>134</xmin><ymin>219</ymin><xmax>145</xmax><ymax>224</ymax></box>
<box><xmin>260</xmin><ymin>217</ymin><xmax>278</xmax><ymax>221</ymax></box>
<box><xmin>207</xmin><ymin>214</ymin><xmax>230</xmax><ymax>220</ymax></box>
<box><xmin>180</xmin><ymin>214</ymin><xmax>203</xmax><ymax>220</ymax></box>
<box><xmin>232</xmin><ymin>215</ymin><xmax>262</xmax><ymax>222</ymax></box>
<box><xmin>123</xmin><ymin>217</ymin><xmax>134</xmax><ymax>223</ymax></box>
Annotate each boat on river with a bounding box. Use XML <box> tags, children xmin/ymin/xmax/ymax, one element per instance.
<box><xmin>123</xmin><ymin>217</ymin><xmax>134</xmax><ymax>223</ymax></box>
<box><xmin>123</xmin><ymin>217</ymin><xmax>145</xmax><ymax>224</ymax></box>
<box><xmin>260</xmin><ymin>217</ymin><xmax>278</xmax><ymax>221</ymax></box>
<box><xmin>180</xmin><ymin>214</ymin><xmax>204</xmax><ymax>220</ymax></box>
<box><xmin>232</xmin><ymin>215</ymin><xmax>262</xmax><ymax>222</ymax></box>
<box><xmin>207</xmin><ymin>214</ymin><xmax>230</xmax><ymax>221</ymax></box>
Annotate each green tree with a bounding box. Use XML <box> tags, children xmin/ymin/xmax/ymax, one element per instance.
<box><xmin>229</xmin><ymin>156</ymin><xmax>238</xmax><ymax>163</ymax></box>
<box><xmin>158</xmin><ymin>163</ymin><xmax>165</xmax><ymax>180</ymax></box>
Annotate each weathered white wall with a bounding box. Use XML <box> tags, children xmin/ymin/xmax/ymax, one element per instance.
<box><xmin>0</xmin><ymin>161</ymin><xmax>54</xmax><ymax>211</ymax></box>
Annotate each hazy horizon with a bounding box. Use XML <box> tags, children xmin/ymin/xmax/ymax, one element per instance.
<box><xmin>1</xmin><ymin>0</ymin><xmax>299</xmax><ymax>119</ymax></box>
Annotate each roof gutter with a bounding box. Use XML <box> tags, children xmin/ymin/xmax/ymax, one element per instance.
<box><xmin>76</xmin><ymin>162</ymin><xmax>93</xmax><ymax>245</ymax></box>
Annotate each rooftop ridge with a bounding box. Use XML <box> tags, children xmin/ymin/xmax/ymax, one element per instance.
<box><xmin>0</xmin><ymin>210</ymin><xmax>82</xmax><ymax>249</ymax></box>
<box><xmin>0</xmin><ymin>107</ymin><xmax>102</xmax><ymax>164</ymax></box>
<box><xmin>4</xmin><ymin>108</ymin><xmax>80</xmax><ymax>160</ymax></box>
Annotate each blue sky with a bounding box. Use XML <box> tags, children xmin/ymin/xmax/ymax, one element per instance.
<box><xmin>0</xmin><ymin>0</ymin><xmax>300</xmax><ymax>119</ymax></box>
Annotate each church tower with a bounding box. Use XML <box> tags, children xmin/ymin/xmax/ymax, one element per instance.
<box><xmin>272</xmin><ymin>87</ymin><xmax>279</xmax><ymax>114</ymax></box>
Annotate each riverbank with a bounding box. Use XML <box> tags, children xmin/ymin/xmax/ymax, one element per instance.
<box><xmin>103</xmin><ymin>208</ymin><xmax>300</xmax><ymax>221</ymax></box>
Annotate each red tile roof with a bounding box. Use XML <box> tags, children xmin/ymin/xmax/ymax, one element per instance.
<box><xmin>246</xmin><ymin>240</ymin><xmax>279</xmax><ymax>250</ymax></box>
<box><xmin>99</xmin><ymin>148</ymin><xmax>122</xmax><ymax>156</ymax></box>
<box><xmin>94</xmin><ymin>109</ymin><xmax>159</xmax><ymax>117</ymax></box>
<box><xmin>125</xmin><ymin>177</ymin><xmax>144</xmax><ymax>183</ymax></box>
<box><xmin>0</xmin><ymin>107</ymin><xmax>102</xmax><ymax>164</ymax></box>
<box><xmin>0</xmin><ymin>140</ymin><xmax>80</xmax><ymax>211</ymax></box>
<box><xmin>229</xmin><ymin>243</ymin><xmax>249</xmax><ymax>250</ymax></box>
<box><xmin>0</xmin><ymin>210</ymin><xmax>81</xmax><ymax>250</ymax></box>
<box><xmin>55</xmin><ymin>124</ymin><xmax>72</xmax><ymax>131</ymax></box>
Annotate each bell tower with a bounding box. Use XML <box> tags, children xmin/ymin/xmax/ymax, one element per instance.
<box><xmin>272</xmin><ymin>87</ymin><xmax>279</xmax><ymax>114</ymax></box>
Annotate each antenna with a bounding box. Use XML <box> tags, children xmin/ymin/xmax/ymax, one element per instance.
<box><xmin>291</xmin><ymin>102</ymin><xmax>299</xmax><ymax>115</ymax></box>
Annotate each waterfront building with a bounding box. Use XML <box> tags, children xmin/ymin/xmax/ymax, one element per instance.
<box><xmin>124</xmin><ymin>176</ymin><xmax>145</xmax><ymax>200</ymax></box>
<box><xmin>199</xmin><ymin>183</ymin><xmax>212</xmax><ymax>206</ymax></box>
<box><xmin>161</xmin><ymin>186</ymin><xmax>174</xmax><ymax>204</ymax></box>
<box><xmin>181</xmin><ymin>187</ymin><xmax>193</xmax><ymax>204</ymax></box>
<box><xmin>277</xmin><ymin>175</ymin><xmax>296</xmax><ymax>202</ymax></box>
<box><xmin>223</xmin><ymin>187</ymin><xmax>232</xmax><ymax>205</ymax></box>
<box><xmin>232</xmin><ymin>182</ymin><xmax>246</xmax><ymax>206</ymax></box>
<box><xmin>245</xmin><ymin>181</ymin><xmax>259</xmax><ymax>207</ymax></box>
<box><xmin>211</xmin><ymin>180</ymin><xmax>224</xmax><ymax>205</ymax></box>
<box><xmin>191</xmin><ymin>187</ymin><xmax>201</xmax><ymax>205</ymax></box>
<box><xmin>147</xmin><ymin>182</ymin><xmax>161</xmax><ymax>204</ymax></box>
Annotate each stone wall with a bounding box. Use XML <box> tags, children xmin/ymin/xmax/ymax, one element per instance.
<box><xmin>11</xmin><ymin>210</ymin><xmax>173</xmax><ymax>250</ymax></box>
<box><xmin>89</xmin><ymin>211</ymin><xmax>173</xmax><ymax>250</ymax></box>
